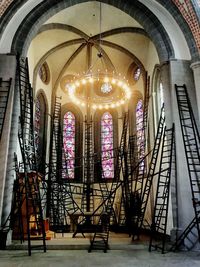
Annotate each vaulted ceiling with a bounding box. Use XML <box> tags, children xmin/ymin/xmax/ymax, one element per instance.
<box><xmin>28</xmin><ymin>2</ymin><xmax>159</xmax><ymax>94</ymax></box>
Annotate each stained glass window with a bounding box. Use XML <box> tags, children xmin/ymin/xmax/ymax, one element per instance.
<box><xmin>134</xmin><ymin>67</ymin><xmax>141</xmax><ymax>81</ymax></box>
<box><xmin>101</xmin><ymin>112</ymin><xmax>114</xmax><ymax>179</ymax></box>
<box><xmin>39</xmin><ymin>62</ymin><xmax>50</xmax><ymax>84</ymax></box>
<box><xmin>63</xmin><ymin>111</ymin><xmax>75</xmax><ymax>179</ymax></box>
<box><xmin>34</xmin><ymin>98</ymin><xmax>41</xmax><ymax>153</ymax></box>
<box><xmin>160</xmin><ymin>82</ymin><xmax>164</xmax><ymax>107</ymax></box>
<box><xmin>136</xmin><ymin>100</ymin><xmax>145</xmax><ymax>169</ymax></box>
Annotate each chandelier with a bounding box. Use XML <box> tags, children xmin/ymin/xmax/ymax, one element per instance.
<box><xmin>67</xmin><ymin>71</ymin><xmax>131</xmax><ymax>109</ymax></box>
<box><xmin>66</xmin><ymin>3</ymin><xmax>132</xmax><ymax>109</ymax></box>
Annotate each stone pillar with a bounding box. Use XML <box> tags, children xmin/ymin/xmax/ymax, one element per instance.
<box><xmin>190</xmin><ymin>61</ymin><xmax>200</xmax><ymax>122</ymax></box>
<box><xmin>169</xmin><ymin>59</ymin><xmax>196</xmax><ymax>242</ymax></box>
<box><xmin>160</xmin><ymin>61</ymin><xmax>172</xmax><ymax>127</ymax></box>
<box><xmin>0</xmin><ymin>54</ymin><xmax>18</xmax><ymax>245</ymax></box>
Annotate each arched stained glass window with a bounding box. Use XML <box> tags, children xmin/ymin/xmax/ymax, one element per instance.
<box><xmin>134</xmin><ymin>67</ymin><xmax>141</xmax><ymax>81</ymax></box>
<box><xmin>101</xmin><ymin>112</ymin><xmax>114</xmax><ymax>179</ymax></box>
<box><xmin>34</xmin><ymin>94</ymin><xmax>47</xmax><ymax>174</ymax></box>
<box><xmin>63</xmin><ymin>111</ymin><xmax>75</xmax><ymax>179</ymax></box>
<box><xmin>136</xmin><ymin>100</ymin><xmax>145</xmax><ymax>169</ymax></box>
<box><xmin>34</xmin><ymin>98</ymin><xmax>41</xmax><ymax>153</ymax></box>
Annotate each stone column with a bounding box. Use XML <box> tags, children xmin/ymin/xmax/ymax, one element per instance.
<box><xmin>160</xmin><ymin>61</ymin><xmax>172</xmax><ymax>127</ymax></box>
<box><xmin>169</xmin><ymin>59</ymin><xmax>196</xmax><ymax>243</ymax></box>
<box><xmin>190</xmin><ymin>61</ymin><xmax>200</xmax><ymax>122</ymax></box>
<box><xmin>0</xmin><ymin>54</ymin><xmax>18</xmax><ymax>245</ymax></box>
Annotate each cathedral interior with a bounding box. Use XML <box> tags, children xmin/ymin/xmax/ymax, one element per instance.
<box><xmin>0</xmin><ymin>0</ymin><xmax>200</xmax><ymax>258</ymax></box>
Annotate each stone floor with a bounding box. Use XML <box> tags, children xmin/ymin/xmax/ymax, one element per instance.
<box><xmin>0</xmin><ymin>233</ymin><xmax>200</xmax><ymax>267</ymax></box>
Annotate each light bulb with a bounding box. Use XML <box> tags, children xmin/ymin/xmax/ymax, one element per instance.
<box><xmin>92</xmin><ymin>104</ymin><xmax>97</xmax><ymax>109</ymax></box>
<box><xmin>104</xmin><ymin>77</ymin><xmax>109</xmax><ymax>83</ymax></box>
<box><xmin>89</xmin><ymin>77</ymin><xmax>94</xmax><ymax>83</ymax></box>
<box><xmin>82</xmin><ymin>79</ymin><xmax>86</xmax><ymax>84</ymax></box>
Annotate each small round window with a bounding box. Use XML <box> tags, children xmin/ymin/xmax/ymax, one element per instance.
<box><xmin>101</xmin><ymin>82</ymin><xmax>112</xmax><ymax>94</ymax></box>
<box><xmin>39</xmin><ymin>62</ymin><xmax>50</xmax><ymax>84</ymax></box>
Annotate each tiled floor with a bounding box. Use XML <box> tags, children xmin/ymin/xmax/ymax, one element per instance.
<box><xmin>1</xmin><ymin>233</ymin><xmax>200</xmax><ymax>267</ymax></box>
<box><xmin>0</xmin><ymin>248</ymin><xmax>200</xmax><ymax>267</ymax></box>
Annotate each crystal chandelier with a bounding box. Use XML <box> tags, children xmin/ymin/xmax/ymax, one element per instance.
<box><xmin>67</xmin><ymin>71</ymin><xmax>131</xmax><ymax>109</ymax></box>
<box><xmin>66</xmin><ymin>3</ymin><xmax>131</xmax><ymax>109</ymax></box>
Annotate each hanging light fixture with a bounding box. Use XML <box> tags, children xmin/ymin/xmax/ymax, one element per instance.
<box><xmin>67</xmin><ymin>2</ymin><xmax>131</xmax><ymax>109</ymax></box>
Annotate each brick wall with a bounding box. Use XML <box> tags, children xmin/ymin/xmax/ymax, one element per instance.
<box><xmin>0</xmin><ymin>0</ymin><xmax>13</xmax><ymax>17</ymax></box>
<box><xmin>172</xmin><ymin>0</ymin><xmax>200</xmax><ymax>52</ymax></box>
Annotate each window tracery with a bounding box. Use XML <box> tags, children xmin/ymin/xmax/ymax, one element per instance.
<box><xmin>63</xmin><ymin>111</ymin><xmax>75</xmax><ymax>179</ymax></box>
<box><xmin>136</xmin><ymin>100</ymin><xmax>145</xmax><ymax>170</ymax></box>
<box><xmin>34</xmin><ymin>98</ymin><xmax>41</xmax><ymax>153</ymax></box>
<box><xmin>101</xmin><ymin>112</ymin><xmax>114</xmax><ymax>179</ymax></box>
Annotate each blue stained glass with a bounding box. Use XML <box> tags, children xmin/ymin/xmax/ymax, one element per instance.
<box><xmin>34</xmin><ymin>98</ymin><xmax>41</xmax><ymax>152</ymax></box>
<box><xmin>63</xmin><ymin>111</ymin><xmax>75</xmax><ymax>179</ymax></box>
<box><xmin>101</xmin><ymin>112</ymin><xmax>114</xmax><ymax>179</ymax></box>
<box><xmin>136</xmin><ymin>100</ymin><xmax>145</xmax><ymax>170</ymax></box>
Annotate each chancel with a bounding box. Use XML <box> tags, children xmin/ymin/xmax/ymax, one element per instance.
<box><xmin>0</xmin><ymin>0</ymin><xmax>200</xmax><ymax>264</ymax></box>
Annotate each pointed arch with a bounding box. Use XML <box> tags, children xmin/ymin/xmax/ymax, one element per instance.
<box><xmin>101</xmin><ymin>112</ymin><xmax>114</xmax><ymax>179</ymax></box>
<box><xmin>136</xmin><ymin>99</ymin><xmax>145</xmax><ymax>169</ymax></box>
<box><xmin>63</xmin><ymin>111</ymin><xmax>76</xmax><ymax>179</ymax></box>
<box><xmin>34</xmin><ymin>92</ymin><xmax>47</xmax><ymax>174</ymax></box>
<box><xmin>61</xmin><ymin>103</ymin><xmax>83</xmax><ymax>181</ymax></box>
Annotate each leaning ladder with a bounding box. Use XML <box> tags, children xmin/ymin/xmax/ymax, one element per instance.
<box><xmin>132</xmin><ymin>105</ymin><xmax>165</xmax><ymax>239</ymax></box>
<box><xmin>81</xmin><ymin>117</ymin><xmax>94</xmax><ymax>214</ymax></box>
<box><xmin>149</xmin><ymin>124</ymin><xmax>176</xmax><ymax>253</ymax></box>
<box><xmin>175</xmin><ymin>84</ymin><xmax>200</xmax><ymax>242</ymax></box>
<box><xmin>109</xmin><ymin>112</ymin><xmax>129</xmax><ymax>225</ymax></box>
<box><xmin>17</xmin><ymin>56</ymin><xmax>46</xmax><ymax>256</ymax></box>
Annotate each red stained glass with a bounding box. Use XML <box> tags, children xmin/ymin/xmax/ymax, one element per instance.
<box><xmin>136</xmin><ymin>100</ymin><xmax>144</xmax><ymax>170</ymax></box>
<box><xmin>101</xmin><ymin>112</ymin><xmax>114</xmax><ymax>179</ymax></box>
<box><xmin>63</xmin><ymin>111</ymin><xmax>75</xmax><ymax>179</ymax></box>
<box><xmin>34</xmin><ymin>98</ymin><xmax>41</xmax><ymax>152</ymax></box>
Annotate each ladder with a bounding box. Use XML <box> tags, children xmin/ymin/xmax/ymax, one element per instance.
<box><xmin>130</xmin><ymin>80</ymin><xmax>150</xmax><ymax>230</ymax></box>
<box><xmin>88</xmin><ymin>212</ymin><xmax>110</xmax><ymax>253</ymax></box>
<box><xmin>47</xmin><ymin>97</ymin><xmax>69</xmax><ymax>232</ymax></box>
<box><xmin>0</xmin><ymin>154</ymin><xmax>24</xmax><ymax>247</ymax></box>
<box><xmin>170</xmin><ymin>217</ymin><xmax>199</xmax><ymax>251</ymax></box>
<box><xmin>108</xmin><ymin>112</ymin><xmax>129</xmax><ymax>225</ymax></box>
<box><xmin>17</xmin><ymin>56</ymin><xmax>46</xmax><ymax>255</ymax></box>
<box><xmin>81</xmin><ymin>117</ymin><xmax>94</xmax><ymax>214</ymax></box>
<box><xmin>89</xmin><ymin>112</ymin><xmax>129</xmax><ymax>240</ymax></box>
<box><xmin>149</xmin><ymin>124</ymin><xmax>176</xmax><ymax>253</ymax></box>
<box><xmin>175</xmin><ymin>84</ymin><xmax>200</xmax><ymax>242</ymax></box>
<box><xmin>132</xmin><ymin>105</ymin><xmax>165</xmax><ymax>239</ymax></box>
<box><xmin>114</xmin><ymin>112</ymin><xmax>129</xmax><ymax>181</ymax></box>
<box><xmin>0</xmin><ymin>78</ymin><xmax>12</xmax><ymax>139</ymax></box>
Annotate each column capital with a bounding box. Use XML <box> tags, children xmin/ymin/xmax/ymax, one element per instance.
<box><xmin>190</xmin><ymin>61</ymin><xmax>200</xmax><ymax>70</ymax></box>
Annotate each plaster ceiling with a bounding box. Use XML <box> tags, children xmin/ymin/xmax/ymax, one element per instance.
<box><xmin>28</xmin><ymin>2</ymin><xmax>159</xmax><ymax>91</ymax></box>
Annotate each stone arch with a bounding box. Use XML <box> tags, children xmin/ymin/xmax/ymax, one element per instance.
<box><xmin>5</xmin><ymin>0</ymin><xmax>176</xmax><ymax>62</ymax></box>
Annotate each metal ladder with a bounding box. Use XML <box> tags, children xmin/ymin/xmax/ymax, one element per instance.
<box><xmin>47</xmin><ymin>96</ymin><xmax>67</xmax><ymax>231</ymax></box>
<box><xmin>17</xmin><ymin>56</ymin><xmax>46</xmax><ymax>255</ymax></box>
<box><xmin>81</xmin><ymin>117</ymin><xmax>94</xmax><ymax>214</ymax></box>
<box><xmin>129</xmin><ymin>80</ymin><xmax>150</xmax><ymax>232</ymax></box>
<box><xmin>108</xmin><ymin>112</ymin><xmax>129</xmax><ymax>226</ymax></box>
<box><xmin>132</xmin><ymin>105</ymin><xmax>165</xmax><ymax>239</ymax></box>
<box><xmin>175</xmin><ymin>84</ymin><xmax>200</xmax><ymax>242</ymax></box>
<box><xmin>170</xmin><ymin>217</ymin><xmax>199</xmax><ymax>251</ymax></box>
<box><xmin>149</xmin><ymin>124</ymin><xmax>176</xmax><ymax>253</ymax></box>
